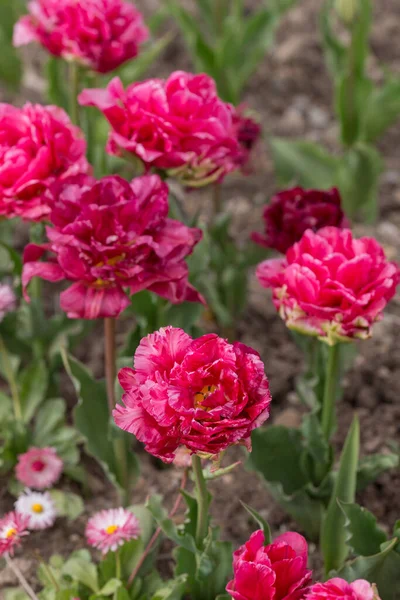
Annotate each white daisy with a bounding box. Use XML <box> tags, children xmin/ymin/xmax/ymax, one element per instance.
<box><xmin>15</xmin><ymin>490</ymin><xmax>57</xmax><ymax>530</ymax></box>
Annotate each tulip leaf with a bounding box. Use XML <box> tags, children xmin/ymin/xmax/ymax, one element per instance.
<box><xmin>339</xmin><ymin>501</ymin><xmax>388</xmax><ymax>557</ymax></box>
<box><xmin>240</xmin><ymin>501</ymin><xmax>271</xmax><ymax>544</ymax></box>
<box><xmin>248</xmin><ymin>426</ymin><xmax>309</xmax><ymax>494</ymax></box>
<box><xmin>336</xmin><ymin>538</ymin><xmax>400</xmax><ymax>600</ymax></box>
<box><xmin>146</xmin><ymin>495</ymin><xmax>197</xmax><ymax>554</ymax></box>
<box><xmin>321</xmin><ymin>416</ymin><xmax>360</xmax><ymax>574</ymax></box>
<box><xmin>62</xmin><ymin>351</ymin><xmax>139</xmax><ymax>496</ymax></box>
<box><xmin>361</xmin><ymin>76</ymin><xmax>400</xmax><ymax>143</ymax></box>
<box><xmin>269</xmin><ymin>138</ymin><xmax>339</xmax><ymax>189</ymax></box>
<box><xmin>357</xmin><ymin>453</ymin><xmax>399</xmax><ymax>491</ymax></box>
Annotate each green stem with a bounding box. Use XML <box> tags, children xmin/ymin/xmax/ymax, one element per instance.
<box><xmin>214</xmin><ymin>0</ymin><xmax>228</xmax><ymax>34</ymax></box>
<box><xmin>104</xmin><ymin>318</ymin><xmax>130</xmax><ymax>506</ymax></box>
<box><xmin>115</xmin><ymin>549</ymin><xmax>121</xmax><ymax>579</ymax></box>
<box><xmin>212</xmin><ymin>183</ymin><xmax>222</xmax><ymax>220</ymax></box>
<box><xmin>0</xmin><ymin>335</ymin><xmax>22</xmax><ymax>421</ymax></box>
<box><xmin>192</xmin><ymin>455</ymin><xmax>209</xmax><ymax>548</ymax></box>
<box><xmin>321</xmin><ymin>343</ymin><xmax>341</xmax><ymax>440</ymax></box>
<box><xmin>69</xmin><ymin>62</ymin><xmax>80</xmax><ymax>126</ymax></box>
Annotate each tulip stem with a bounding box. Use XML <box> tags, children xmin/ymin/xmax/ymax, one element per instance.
<box><xmin>5</xmin><ymin>554</ymin><xmax>40</xmax><ymax>600</ymax></box>
<box><xmin>104</xmin><ymin>317</ymin><xmax>129</xmax><ymax>506</ymax></box>
<box><xmin>69</xmin><ymin>62</ymin><xmax>80</xmax><ymax>126</ymax></box>
<box><xmin>104</xmin><ymin>317</ymin><xmax>117</xmax><ymax>415</ymax></box>
<box><xmin>212</xmin><ymin>183</ymin><xmax>222</xmax><ymax>219</ymax></box>
<box><xmin>192</xmin><ymin>454</ymin><xmax>209</xmax><ymax>548</ymax></box>
<box><xmin>321</xmin><ymin>343</ymin><xmax>340</xmax><ymax>440</ymax></box>
<box><xmin>0</xmin><ymin>335</ymin><xmax>22</xmax><ymax>421</ymax></box>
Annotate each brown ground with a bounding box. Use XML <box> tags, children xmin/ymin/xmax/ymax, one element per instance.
<box><xmin>2</xmin><ymin>0</ymin><xmax>400</xmax><ymax>590</ymax></box>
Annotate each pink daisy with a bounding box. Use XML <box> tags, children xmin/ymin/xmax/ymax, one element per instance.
<box><xmin>0</xmin><ymin>511</ymin><xmax>30</xmax><ymax>557</ymax></box>
<box><xmin>85</xmin><ymin>508</ymin><xmax>140</xmax><ymax>554</ymax></box>
<box><xmin>16</xmin><ymin>447</ymin><xmax>63</xmax><ymax>490</ymax></box>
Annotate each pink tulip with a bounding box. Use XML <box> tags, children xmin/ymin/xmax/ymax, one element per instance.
<box><xmin>14</xmin><ymin>0</ymin><xmax>148</xmax><ymax>74</ymax></box>
<box><xmin>226</xmin><ymin>530</ymin><xmax>312</xmax><ymax>600</ymax></box>
<box><xmin>22</xmin><ymin>175</ymin><xmax>203</xmax><ymax>319</ymax></box>
<box><xmin>114</xmin><ymin>326</ymin><xmax>271</xmax><ymax>462</ymax></box>
<box><xmin>0</xmin><ymin>103</ymin><xmax>89</xmax><ymax>222</ymax></box>
<box><xmin>79</xmin><ymin>71</ymin><xmax>241</xmax><ymax>187</ymax></box>
<box><xmin>256</xmin><ymin>227</ymin><xmax>400</xmax><ymax>344</ymax></box>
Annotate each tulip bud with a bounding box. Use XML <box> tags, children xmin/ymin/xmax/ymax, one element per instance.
<box><xmin>335</xmin><ymin>0</ymin><xmax>359</xmax><ymax>25</ymax></box>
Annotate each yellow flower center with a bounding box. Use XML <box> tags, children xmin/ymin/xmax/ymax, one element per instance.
<box><xmin>32</xmin><ymin>503</ymin><xmax>44</xmax><ymax>514</ymax></box>
<box><xmin>194</xmin><ymin>385</ymin><xmax>217</xmax><ymax>409</ymax></box>
<box><xmin>105</xmin><ymin>524</ymin><xmax>119</xmax><ymax>535</ymax></box>
<box><xmin>5</xmin><ymin>527</ymin><xmax>17</xmax><ymax>539</ymax></box>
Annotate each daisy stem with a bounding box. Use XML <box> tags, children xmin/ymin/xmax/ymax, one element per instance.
<box><xmin>192</xmin><ymin>454</ymin><xmax>209</xmax><ymax>548</ymax></box>
<box><xmin>127</xmin><ymin>469</ymin><xmax>188</xmax><ymax>588</ymax></box>
<box><xmin>115</xmin><ymin>548</ymin><xmax>121</xmax><ymax>579</ymax></box>
<box><xmin>0</xmin><ymin>335</ymin><xmax>22</xmax><ymax>421</ymax></box>
<box><xmin>321</xmin><ymin>343</ymin><xmax>341</xmax><ymax>441</ymax></box>
<box><xmin>69</xmin><ymin>61</ymin><xmax>80</xmax><ymax>126</ymax></box>
<box><xmin>5</xmin><ymin>554</ymin><xmax>40</xmax><ymax>600</ymax></box>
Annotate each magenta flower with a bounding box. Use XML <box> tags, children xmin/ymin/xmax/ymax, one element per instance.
<box><xmin>252</xmin><ymin>187</ymin><xmax>348</xmax><ymax>254</ymax></box>
<box><xmin>113</xmin><ymin>326</ymin><xmax>271</xmax><ymax>462</ymax></box>
<box><xmin>0</xmin><ymin>103</ymin><xmax>89</xmax><ymax>222</ymax></box>
<box><xmin>79</xmin><ymin>72</ymin><xmax>241</xmax><ymax>187</ymax></box>
<box><xmin>86</xmin><ymin>508</ymin><xmax>140</xmax><ymax>554</ymax></box>
<box><xmin>0</xmin><ymin>284</ymin><xmax>16</xmax><ymax>323</ymax></box>
<box><xmin>226</xmin><ymin>529</ymin><xmax>312</xmax><ymax>600</ymax></box>
<box><xmin>14</xmin><ymin>0</ymin><xmax>148</xmax><ymax>74</ymax></box>
<box><xmin>15</xmin><ymin>447</ymin><xmax>63</xmax><ymax>490</ymax></box>
<box><xmin>0</xmin><ymin>511</ymin><xmax>30</xmax><ymax>557</ymax></box>
<box><xmin>22</xmin><ymin>175</ymin><xmax>202</xmax><ymax>319</ymax></box>
<box><xmin>305</xmin><ymin>578</ymin><xmax>380</xmax><ymax>600</ymax></box>
<box><xmin>256</xmin><ymin>227</ymin><xmax>400</xmax><ymax>344</ymax></box>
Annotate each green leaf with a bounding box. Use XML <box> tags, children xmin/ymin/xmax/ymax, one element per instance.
<box><xmin>0</xmin><ymin>242</ymin><xmax>22</xmax><ymax>276</ymax></box>
<box><xmin>320</xmin><ymin>0</ymin><xmax>347</xmax><ymax>76</ymax></box>
<box><xmin>357</xmin><ymin>453</ymin><xmax>399</xmax><ymax>491</ymax></box>
<box><xmin>3</xmin><ymin>589</ymin><xmax>30</xmax><ymax>600</ymax></box>
<box><xmin>337</xmin><ymin>143</ymin><xmax>384</xmax><ymax>222</ymax></box>
<box><xmin>19</xmin><ymin>359</ymin><xmax>48</xmax><ymax>423</ymax></box>
<box><xmin>268</xmin><ymin>481</ymin><xmax>324</xmax><ymax>540</ymax></box>
<box><xmin>336</xmin><ymin>72</ymin><xmax>372</xmax><ymax>146</ymax></box>
<box><xmin>62</xmin><ymin>352</ymin><xmax>139</xmax><ymax>494</ymax></box>
<box><xmin>337</xmin><ymin>538</ymin><xmax>400</xmax><ymax>600</ymax></box>
<box><xmin>63</xmin><ymin>555</ymin><xmax>99</xmax><ymax>593</ymax></box>
<box><xmin>151</xmin><ymin>575</ymin><xmax>188</xmax><ymax>600</ymax></box>
<box><xmin>240</xmin><ymin>502</ymin><xmax>271</xmax><ymax>544</ymax></box>
<box><xmin>0</xmin><ymin>0</ymin><xmax>23</xmax><ymax>90</ymax></box>
<box><xmin>321</xmin><ymin>416</ymin><xmax>360</xmax><ymax>574</ymax></box>
<box><xmin>46</xmin><ymin>57</ymin><xmax>69</xmax><ymax>111</ymax></box>
<box><xmin>33</xmin><ymin>398</ymin><xmax>81</xmax><ymax>467</ymax></box>
<box><xmin>362</xmin><ymin>76</ymin><xmax>400</xmax><ymax>143</ymax></box>
<box><xmin>146</xmin><ymin>495</ymin><xmax>197</xmax><ymax>553</ymax></box>
<box><xmin>98</xmin><ymin>579</ymin><xmax>122</xmax><ymax>596</ymax></box>
<box><xmin>339</xmin><ymin>501</ymin><xmax>387</xmax><ymax>556</ymax></box>
<box><xmin>49</xmin><ymin>490</ymin><xmax>84</xmax><ymax>520</ymax></box>
<box><xmin>269</xmin><ymin>138</ymin><xmax>339</xmax><ymax>188</ymax></box>
<box><xmin>248</xmin><ymin>426</ymin><xmax>308</xmax><ymax>495</ymax></box>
